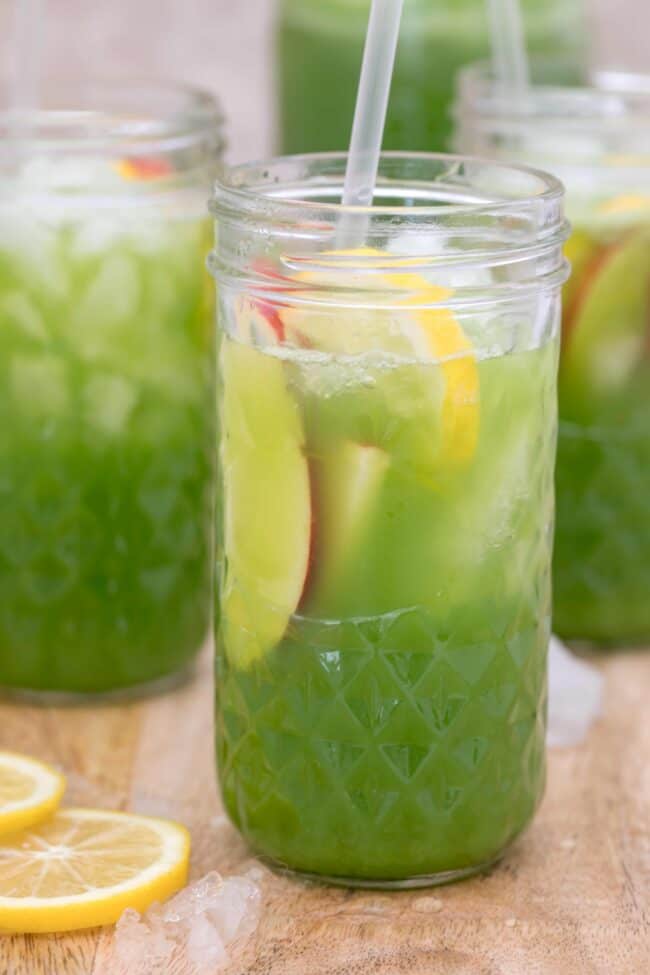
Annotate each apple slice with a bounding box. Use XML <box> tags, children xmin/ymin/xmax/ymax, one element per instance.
<box><xmin>304</xmin><ymin>440</ymin><xmax>389</xmax><ymax>614</ymax></box>
<box><xmin>562</xmin><ymin>229</ymin><xmax>650</xmax><ymax>403</ymax></box>
<box><xmin>220</xmin><ymin>340</ymin><xmax>311</xmax><ymax>668</ymax></box>
<box><xmin>230</xmin><ymin>259</ymin><xmax>293</xmax><ymax>347</ymax></box>
<box><xmin>562</xmin><ymin>229</ymin><xmax>599</xmax><ymax>328</ymax></box>
<box><xmin>278</xmin><ymin>248</ymin><xmax>479</xmax><ymax>471</ymax></box>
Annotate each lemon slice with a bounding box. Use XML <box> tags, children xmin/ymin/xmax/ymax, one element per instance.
<box><xmin>598</xmin><ymin>194</ymin><xmax>650</xmax><ymax>216</ymax></box>
<box><xmin>0</xmin><ymin>808</ymin><xmax>190</xmax><ymax>933</ymax></box>
<box><xmin>381</xmin><ymin>263</ymin><xmax>479</xmax><ymax>466</ymax></box>
<box><xmin>280</xmin><ymin>247</ymin><xmax>479</xmax><ymax>466</ymax></box>
<box><xmin>0</xmin><ymin>752</ymin><xmax>65</xmax><ymax>837</ymax></box>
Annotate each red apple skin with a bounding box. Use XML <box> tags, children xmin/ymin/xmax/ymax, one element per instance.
<box><xmin>297</xmin><ymin>455</ymin><xmax>320</xmax><ymax>612</ymax></box>
<box><xmin>253</xmin><ymin>298</ymin><xmax>286</xmax><ymax>342</ymax></box>
<box><xmin>247</xmin><ymin>258</ymin><xmax>287</xmax><ymax>343</ymax></box>
<box><xmin>252</xmin><ymin>260</ymin><xmax>318</xmax><ymax>348</ymax></box>
<box><xmin>119</xmin><ymin>156</ymin><xmax>174</xmax><ymax>180</ymax></box>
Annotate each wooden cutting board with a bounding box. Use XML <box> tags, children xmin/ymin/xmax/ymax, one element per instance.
<box><xmin>0</xmin><ymin>649</ymin><xmax>648</xmax><ymax>974</ymax></box>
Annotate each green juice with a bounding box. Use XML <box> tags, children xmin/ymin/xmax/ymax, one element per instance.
<box><xmin>0</xmin><ymin>192</ymin><xmax>215</xmax><ymax>694</ymax></box>
<box><xmin>215</xmin><ymin>325</ymin><xmax>557</xmax><ymax>881</ymax></box>
<box><xmin>276</xmin><ymin>0</ymin><xmax>586</xmax><ymax>154</ymax></box>
<box><xmin>554</xmin><ymin>213</ymin><xmax>650</xmax><ymax>644</ymax></box>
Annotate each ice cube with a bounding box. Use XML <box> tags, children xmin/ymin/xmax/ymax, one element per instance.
<box><xmin>186</xmin><ymin>913</ymin><xmax>228</xmax><ymax>969</ymax></box>
<box><xmin>19</xmin><ymin>155</ymin><xmax>123</xmax><ymax>193</ymax></box>
<box><xmin>11</xmin><ymin>354</ymin><xmax>69</xmax><ymax>417</ymax></box>
<box><xmin>0</xmin><ymin>208</ymin><xmax>69</xmax><ymax>298</ymax></box>
<box><xmin>112</xmin><ymin>869</ymin><xmax>263</xmax><ymax>975</ymax></box>
<box><xmin>71</xmin><ymin>216</ymin><xmax>129</xmax><ymax>258</ymax></box>
<box><xmin>547</xmin><ymin>636</ymin><xmax>604</xmax><ymax>748</ymax></box>
<box><xmin>69</xmin><ymin>254</ymin><xmax>141</xmax><ymax>360</ymax></box>
<box><xmin>129</xmin><ymin>218</ymin><xmax>173</xmax><ymax>256</ymax></box>
<box><xmin>386</xmin><ymin>230</ymin><xmax>494</xmax><ymax>290</ymax></box>
<box><xmin>84</xmin><ymin>373</ymin><xmax>138</xmax><ymax>435</ymax></box>
<box><xmin>114</xmin><ymin>908</ymin><xmax>174</xmax><ymax>973</ymax></box>
<box><xmin>0</xmin><ymin>292</ymin><xmax>48</xmax><ymax>342</ymax></box>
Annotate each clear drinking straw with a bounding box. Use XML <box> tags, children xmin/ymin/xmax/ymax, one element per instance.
<box><xmin>487</xmin><ymin>0</ymin><xmax>530</xmax><ymax>92</ymax></box>
<box><xmin>336</xmin><ymin>0</ymin><xmax>404</xmax><ymax>248</ymax></box>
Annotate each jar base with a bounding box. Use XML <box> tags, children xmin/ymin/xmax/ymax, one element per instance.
<box><xmin>0</xmin><ymin>662</ymin><xmax>197</xmax><ymax>707</ymax></box>
<box><xmin>267</xmin><ymin>854</ymin><xmax>501</xmax><ymax>890</ymax></box>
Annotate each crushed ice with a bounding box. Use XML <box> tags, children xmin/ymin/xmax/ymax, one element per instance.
<box><xmin>112</xmin><ymin>869</ymin><xmax>263</xmax><ymax>975</ymax></box>
<box><xmin>547</xmin><ymin>635</ymin><xmax>603</xmax><ymax>748</ymax></box>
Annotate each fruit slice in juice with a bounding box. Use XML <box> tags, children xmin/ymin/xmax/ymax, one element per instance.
<box><xmin>562</xmin><ymin>229</ymin><xmax>650</xmax><ymax>407</ymax></box>
<box><xmin>279</xmin><ymin>247</ymin><xmax>479</xmax><ymax>468</ymax></box>
<box><xmin>563</xmin><ymin>229</ymin><xmax>598</xmax><ymax>324</ymax></box>
<box><xmin>221</xmin><ymin>249</ymin><xmax>479</xmax><ymax>660</ymax></box>
<box><xmin>306</xmin><ymin>441</ymin><xmax>388</xmax><ymax>610</ymax></box>
<box><xmin>220</xmin><ymin>340</ymin><xmax>311</xmax><ymax>669</ymax></box>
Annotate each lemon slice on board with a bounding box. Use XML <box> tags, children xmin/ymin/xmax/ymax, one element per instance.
<box><xmin>0</xmin><ymin>808</ymin><xmax>190</xmax><ymax>933</ymax></box>
<box><xmin>0</xmin><ymin>752</ymin><xmax>65</xmax><ymax>837</ymax></box>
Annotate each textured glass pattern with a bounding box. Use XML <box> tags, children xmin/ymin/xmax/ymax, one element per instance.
<box><xmin>0</xmin><ymin>215</ymin><xmax>214</xmax><ymax>692</ymax></box>
<box><xmin>215</xmin><ymin>332</ymin><xmax>557</xmax><ymax>881</ymax></box>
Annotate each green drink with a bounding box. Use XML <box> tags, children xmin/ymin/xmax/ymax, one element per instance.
<box><xmin>555</xmin><ymin>201</ymin><xmax>650</xmax><ymax>643</ymax></box>
<box><xmin>276</xmin><ymin>0</ymin><xmax>586</xmax><ymax>155</ymax></box>
<box><xmin>456</xmin><ymin>70</ymin><xmax>650</xmax><ymax>646</ymax></box>
<box><xmin>211</xmin><ymin>154</ymin><xmax>566</xmax><ymax>885</ymax></box>
<box><xmin>0</xmin><ymin>83</ymin><xmax>223</xmax><ymax>695</ymax></box>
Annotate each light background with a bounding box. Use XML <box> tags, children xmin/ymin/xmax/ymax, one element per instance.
<box><xmin>0</xmin><ymin>0</ymin><xmax>645</xmax><ymax>161</ymax></box>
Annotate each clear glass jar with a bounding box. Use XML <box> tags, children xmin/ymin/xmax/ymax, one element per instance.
<box><xmin>0</xmin><ymin>82</ymin><xmax>224</xmax><ymax>698</ymax></box>
<box><xmin>456</xmin><ymin>68</ymin><xmax>650</xmax><ymax>647</ymax></box>
<box><xmin>275</xmin><ymin>0</ymin><xmax>587</xmax><ymax>155</ymax></box>
<box><xmin>210</xmin><ymin>152</ymin><xmax>567</xmax><ymax>887</ymax></box>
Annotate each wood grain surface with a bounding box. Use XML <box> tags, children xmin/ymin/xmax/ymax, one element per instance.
<box><xmin>0</xmin><ymin>649</ymin><xmax>648</xmax><ymax>974</ymax></box>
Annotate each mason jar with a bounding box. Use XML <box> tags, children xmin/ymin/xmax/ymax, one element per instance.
<box><xmin>0</xmin><ymin>82</ymin><xmax>224</xmax><ymax>697</ymax></box>
<box><xmin>275</xmin><ymin>0</ymin><xmax>587</xmax><ymax>155</ymax></box>
<box><xmin>456</xmin><ymin>68</ymin><xmax>650</xmax><ymax>647</ymax></box>
<box><xmin>210</xmin><ymin>152</ymin><xmax>567</xmax><ymax>886</ymax></box>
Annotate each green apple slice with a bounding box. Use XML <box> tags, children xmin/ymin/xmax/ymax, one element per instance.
<box><xmin>562</xmin><ymin>229</ymin><xmax>650</xmax><ymax>404</ymax></box>
<box><xmin>220</xmin><ymin>340</ymin><xmax>311</xmax><ymax>668</ymax></box>
<box><xmin>305</xmin><ymin>440</ymin><xmax>388</xmax><ymax>614</ymax></box>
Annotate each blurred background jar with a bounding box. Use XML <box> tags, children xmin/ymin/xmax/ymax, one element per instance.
<box><xmin>0</xmin><ymin>0</ymin><xmax>647</xmax><ymax>162</ymax></box>
<box><xmin>456</xmin><ymin>66</ymin><xmax>650</xmax><ymax>647</ymax></box>
<box><xmin>0</xmin><ymin>82</ymin><xmax>224</xmax><ymax>697</ymax></box>
<box><xmin>275</xmin><ymin>0</ymin><xmax>587</xmax><ymax>154</ymax></box>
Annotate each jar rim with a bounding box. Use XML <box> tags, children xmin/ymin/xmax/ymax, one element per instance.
<box><xmin>211</xmin><ymin>150</ymin><xmax>564</xmax><ymax>223</ymax></box>
<box><xmin>455</xmin><ymin>65</ymin><xmax>650</xmax><ymax>194</ymax></box>
<box><xmin>209</xmin><ymin>152</ymin><xmax>569</xmax><ymax>304</ymax></box>
<box><xmin>456</xmin><ymin>63</ymin><xmax>650</xmax><ymax>130</ymax></box>
<box><xmin>0</xmin><ymin>79</ymin><xmax>225</xmax><ymax>158</ymax></box>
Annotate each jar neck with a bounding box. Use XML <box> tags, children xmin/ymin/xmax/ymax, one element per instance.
<box><xmin>455</xmin><ymin>66</ymin><xmax>650</xmax><ymax>200</ymax></box>
<box><xmin>0</xmin><ymin>80</ymin><xmax>225</xmax><ymax>204</ymax></box>
<box><xmin>209</xmin><ymin>152</ymin><xmax>569</xmax><ymax>305</ymax></box>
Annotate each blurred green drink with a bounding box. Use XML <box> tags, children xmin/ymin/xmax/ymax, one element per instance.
<box><xmin>276</xmin><ymin>0</ymin><xmax>587</xmax><ymax>154</ymax></box>
<box><xmin>456</xmin><ymin>68</ymin><xmax>650</xmax><ymax>646</ymax></box>
<box><xmin>0</xmin><ymin>82</ymin><xmax>223</xmax><ymax>696</ymax></box>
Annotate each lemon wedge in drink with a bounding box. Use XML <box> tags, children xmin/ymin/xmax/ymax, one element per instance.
<box><xmin>0</xmin><ymin>808</ymin><xmax>190</xmax><ymax>933</ymax></box>
<box><xmin>279</xmin><ymin>246</ymin><xmax>479</xmax><ymax>466</ymax></box>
